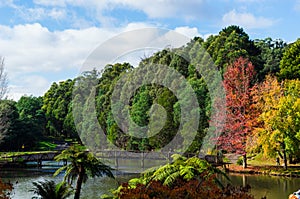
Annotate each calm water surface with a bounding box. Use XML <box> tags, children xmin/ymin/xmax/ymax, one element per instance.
<box><xmin>1</xmin><ymin>161</ymin><xmax>300</xmax><ymax>199</ymax></box>
<box><xmin>223</xmin><ymin>173</ymin><xmax>300</xmax><ymax>199</ymax></box>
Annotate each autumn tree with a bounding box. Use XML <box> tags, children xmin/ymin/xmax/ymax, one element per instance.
<box><xmin>217</xmin><ymin>57</ymin><xmax>256</xmax><ymax>168</ymax></box>
<box><xmin>251</xmin><ymin>76</ymin><xmax>300</xmax><ymax>169</ymax></box>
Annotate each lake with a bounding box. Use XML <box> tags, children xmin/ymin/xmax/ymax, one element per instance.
<box><xmin>1</xmin><ymin>161</ymin><xmax>300</xmax><ymax>199</ymax></box>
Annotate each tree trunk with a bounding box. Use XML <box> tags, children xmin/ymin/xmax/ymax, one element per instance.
<box><xmin>242</xmin><ymin>154</ymin><xmax>247</xmax><ymax>168</ymax></box>
<box><xmin>288</xmin><ymin>154</ymin><xmax>293</xmax><ymax>164</ymax></box>
<box><xmin>74</xmin><ymin>166</ymin><xmax>84</xmax><ymax>199</ymax></box>
<box><xmin>283</xmin><ymin>149</ymin><xmax>288</xmax><ymax>170</ymax></box>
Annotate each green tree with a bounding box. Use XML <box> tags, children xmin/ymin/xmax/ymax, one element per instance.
<box><xmin>54</xmin><ymin>145</ymin><xmax>114</xmax><ymax>199</ymax></box>
<box><xmin>30</xmin><ymin>180</ymin><xmax>72</xmax><ymax>199</ymax></box>
<box><xmin>95</xmin><ymin>63</ymin><xmax>133</xmax><ymax>148</ymax></box>
<box><xmin>0</xmin><ymin>100</ymin><xmax>19</xmax><ymax>150</ymax></box>
<box><xmin>16</xmin><ymin>96</ymin><xmax>46</xmax><ymax>148</ymax></box>
<box><xmin>254</xmin><ymin>38</ymin><xmax>287</xmax><ymax>79</ymax></box>
<box><xmin>203</xmin><ymin>25</ymin><xmax>261</xmax><ymax>74</ymax></box>
<box><xmin>42</xmin><ymin>79</ymin><xmax>75</xmax><ymax>138</ymax></box>
<box><xmin>279</xmin><ymin>38</ymin><xmax>300</xmax><ymax>80</ymax></box>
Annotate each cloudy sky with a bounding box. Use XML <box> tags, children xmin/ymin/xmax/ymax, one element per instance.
<box><xmin>0</xmin><ymin>0</ymin><xmax>299</xmax><ymax>100</ymax></box>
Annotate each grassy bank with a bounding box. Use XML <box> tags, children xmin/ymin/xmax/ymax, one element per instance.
<box><xmin>226</xmin><ymin>154</ymin><xmax>300</xmax><ymax>177</ymax></box>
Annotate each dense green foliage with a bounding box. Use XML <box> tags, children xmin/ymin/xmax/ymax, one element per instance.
<box><xmin>42</xmin><ymin>79</ymin><xmax>75</xmax><ymax>138</ymax></box>
<box><xmin>0</xmin><ymin>96</ymin><xmax>46</xmax><ymax>151</ymax></box>
<box><xmin>0</xmin><ymin>25</ymin><xmax>298</xmax><ymax>170</ymax></box>
<box><xmin>279</xmin><ymin>38</ymin><xmax>300</xmax><ymax>80</ymax></box>
<box><xmin>255</xmin><ymin>38</ymin><xmax>286</xmax><ymax>78</ymax></box>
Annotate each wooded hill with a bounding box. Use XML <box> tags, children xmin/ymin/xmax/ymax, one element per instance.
<box><xmin>1</xmin><ymin>25</ymin><xmax>299</xmax><ymax>168</ymax></box>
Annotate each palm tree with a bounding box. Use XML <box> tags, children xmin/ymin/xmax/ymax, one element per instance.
<box><xmin>29</xmin><ymin>180</ymin><xmax>72</xmax><ymax>199</ymax></box>
<box><xmin>54</xmin><ymin>145</ymin><xmax>114</xmax><ymax>199</ymax></box>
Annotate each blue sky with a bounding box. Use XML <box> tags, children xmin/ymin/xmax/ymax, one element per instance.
<box><xmin>0</xmin><ymin>0</ymin><xmax>300</xmax><ymax>99</ymax></box>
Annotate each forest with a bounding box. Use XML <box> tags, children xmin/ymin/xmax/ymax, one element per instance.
<box><xmin>0</xmin><ymin>25</ymin><xmax>299</xmax><ymax>170</ymax></box>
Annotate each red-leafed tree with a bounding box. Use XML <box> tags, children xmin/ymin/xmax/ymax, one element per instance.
<box><xmin>217</xmin><ymin>57</ymin><xmax>256</xmax><ymax>168</ymax></box>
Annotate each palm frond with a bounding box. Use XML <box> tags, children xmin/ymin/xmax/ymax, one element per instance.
<box><xmin>179</xmin><ymin>165</ymin><xmax>195</xmax><ymax>180</ymax></box>
<box><xmin>55</xmin><ymin>181</ymin><xmax>73</xmax><ymax>199</ymax></box>
<box><xmin>29</xmin><ymin>180</ymin><xmax>56</xmax><ymax>199</ymax></box>
<box><xmin>163</xmin><ymin>170</ymin><xmax>181</xmax><ymax>186</ymax></box>
<box><xmin>53</xmin><ymin>165</ymin><xmax>68</xmax><ymax>177</ymax></box>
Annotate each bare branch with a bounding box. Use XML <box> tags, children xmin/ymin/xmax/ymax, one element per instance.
<box><xmin>0</xmin><ymin>56</ymin><xmax>8</xmax><ymax>99</ymax></box>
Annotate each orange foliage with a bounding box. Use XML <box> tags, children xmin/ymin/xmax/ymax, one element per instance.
<box><xmin>0</xmin><ymin>178</ymin><xmax>13</xmax><ymax>199</ymax></box>
<box><xmin>289</xmin><ymin>194</ymin><xmax>298</xmax><ymax>199</ymax></box>
<box><xmin>216</xmin><ymin>57</ymin><xmax>256</xmax><ymax>155</ymax></box>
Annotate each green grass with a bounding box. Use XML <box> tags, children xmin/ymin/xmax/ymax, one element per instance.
<box><xmin>35</xmin><ymin>141</ymin><xmax>57</xmax><ymax>151</ymax></box>
<box><xmin>0</xmin><ymin>151</ymin><xmax>56</xmax><ymax>157</ymax></box>
<box><xmin>0</xmin><ymin>150</ymin><xmax>59</xmax><ymax>162</ymax></box>
<box><xmin>234</xmin><ymin>153</ymin><xmax>300</xmax><ymax>176</ymax></box>
<box><xmin>248</xmin><ymin>153</ymin><xmax>276</xmax><ymax>166</ymax></box>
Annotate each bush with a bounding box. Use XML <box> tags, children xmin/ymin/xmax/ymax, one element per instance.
<box><xmin>115</xmin><ymin>175</ymin><xmax>255</xmax><ymax>199</ymax></box>
<box><xmin>104</xmin><ymin>155</ymin><xmax>256</xmax><ymax>199</ymax></box>
<box><xmin>237</xmin><ymin>156</ymin><xmax>244</xmax><ymax>166</ymax></box>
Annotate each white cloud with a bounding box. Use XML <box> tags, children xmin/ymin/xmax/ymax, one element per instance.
<box><xmin>174</xmin><ymin>26</ymin><xmax>215</xmax><ymax>41</ymax></box>
<box><xmin>295</xmin><ymin>0</ymin><xmax>300</xmax><ymax>11</ymax></box>
<box><xmin>222</xmin><ymin>10</ymin><xmax>276</xmax><ymax>29</ymax></box>
<box><xmin>110</xmin><ymin>0</ymin><xmax>208</xmax><ymax>20</ymax></box>
<box><xmin>33</xmin><ymin>0</ymin><xmax>210</xmax><ymax>21</ymax></box>
<box><xmin>33</xmin><ymin>0</ymin><xmax>66</xmax><ymax>7</ymax></box>
<box><xmin>0</xmin><ymin>22</ymin><xmax>193</xmax><ymax>100</ymax></box>
<box><xmin>11</xmin><ymin>3</ymin><xmax>68</xmax><ymax>22</ymax></box>
<box><xmin>0</xmin><ymin>23</ymin><xmax>118</xmax><ymax>99</ymax></box>
<box><xmin>8</xmin><ymin>75</ymin><xmax>49</xmax><ymax>100</ymax></box>
<box><xmin>48</xmin><ymin>8</ymin><xmax>67</xmax><ymax>20</ymax></box>
<box><xmin>174</xmin><ymin>27</ymin><xmax>200</xmax><ymax>39</ymax></box>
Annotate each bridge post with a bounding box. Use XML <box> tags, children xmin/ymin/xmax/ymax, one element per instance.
<box><xmin>114</xmin><ymin>151</ymin><xmax>118</xmax><ymax>170</ymax></box>
<box><xmin>37</xmin><ymin>159</ymin><xmax>42</xmax><ymax>168</ymax></box>
<box><xmin>167</xmin><ymin>151</ymin><xmax>171</xmax><ymax>163</ymax></box>
<box><xmin>141</xmin><ymin>152</ymin><xmax>144</xmax><ymax>169</ymax></box>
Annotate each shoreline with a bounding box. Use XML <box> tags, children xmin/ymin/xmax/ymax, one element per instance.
<box><xmin>225</xmin><ymin>164</ymin><xmax>300</xmax><ymax>178</ymax></box>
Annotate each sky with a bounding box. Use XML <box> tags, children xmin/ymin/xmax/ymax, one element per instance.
<box><xmin>0</xmin><ymin>0</ymin><xmax>300</xmax><ymax>100</ymax></box>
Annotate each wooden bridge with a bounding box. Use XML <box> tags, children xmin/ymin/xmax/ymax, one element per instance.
<box><xmin>1</xmin><ymin>151</ymin><xmax>61</xmax><ymax>167</ymax></box>
<box><xmin>95</xmin><ymin>150</ymin><xmax>222</xmax><ymax>162</ymax></box>
<box><xmin>0</xmin><ymin>150</ymin><xmax>224</xmax><ymax>169</ymax></box>
<box><xmin>95</xmin><ymin>150</ymin><xmax>224</xmax><ymax>170</ymax></box>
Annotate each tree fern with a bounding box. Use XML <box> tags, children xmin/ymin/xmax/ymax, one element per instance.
<box><xmin>30</xmin><ymin>180</ymin><xmax>72</xmax><ymax>199</ymax></box>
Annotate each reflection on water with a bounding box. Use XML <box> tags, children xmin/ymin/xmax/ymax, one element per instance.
<box><xmin>0</xmin><ymin>164</ymin><xmax>136</xmax><ymax>199</ymax></box>
<box><xmin>1</xmin><ymin>161</ymin><xmax>300</xmax><ymax>199</ymax></box>
<box><xmin>220</xmin><ymin>173</ymin><xmax>300</xmax><ymax>199</ymax></box>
